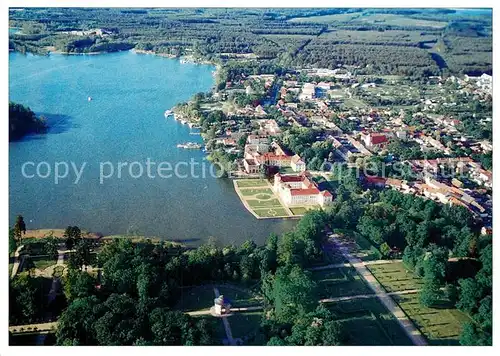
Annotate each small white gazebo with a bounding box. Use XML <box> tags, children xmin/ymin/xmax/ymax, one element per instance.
<box><xmin>213</xmin><ymin>295</ymin><xmax>231</xmax><ymax>316</ymax></box>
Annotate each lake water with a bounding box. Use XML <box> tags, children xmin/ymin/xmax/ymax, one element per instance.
<box><xmin>9</xmin><ymin>50</ymin><xmax>295</xmax><ymax>246</ymax></box>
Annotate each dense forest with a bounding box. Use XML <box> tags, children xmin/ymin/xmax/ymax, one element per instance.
<box><xmin>8</xmin><ymin>102</ymin><xmax>47</xmax><ymax>141</ymax></box>
<box><xmin>9</xmin><ymin>8</ymin><xmax>492</xmax><ymax>76</ymax></box>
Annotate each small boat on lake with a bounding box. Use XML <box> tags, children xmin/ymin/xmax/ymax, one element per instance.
<box><xmin>88</xmin><ymin>96</ymin><xmax>92</xmax><ymax>101</ymax></box>
<box><xmin>177</xmin><ymin>142</ymin><xmax>202</xmax><ymax>149</ymax></box>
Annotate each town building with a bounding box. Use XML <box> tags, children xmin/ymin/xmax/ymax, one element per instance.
<box><xmin>273</xmin><ymin>172</ymin><xmax>333</xmax><ymax>207</ymax></box>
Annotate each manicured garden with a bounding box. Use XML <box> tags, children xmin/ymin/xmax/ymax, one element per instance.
<box><xmin>323</xmin><ymin>298</ymin><xmax>413</xmax><ymax>345</ymax></box>
<box><xmin>252</xmin><ymin>208</ymin><xmax>289</xmax><ymax>218</ymax></box>
<box><xmin>235</xmin><ymin>179</ymin><xmax>269</xmax><ymax>188</ymax></box>
<box><xmin>393</xmin><ymin>293</ymin><xmax>471</xmax><ymax>345</ymax></box>
<box><xmin>30</xmin><ymin>256</ymin><xmax>58</xmax><ymax>271</ymax></box>
<box><xmin>233</xmin><ymin>180</ymin><xmax>292</xmax><ymax>219</ymax></box>
<box><xmin>368</xmin><ymin>261</ymin><xmax>470</xmax><ymax>345</ymax></box>
<box><xmin>239</xmin><ymin>188</ymin><xmax>274</xmax><ymax>196</ymax></box>
<box><xmin>368</xmin><ymin>262</ymin><xmax>424</xmax><ymax>292</ymax></box>
<box><xmin>312</xmin><ymin>267</ymin><xmax>373</xmax><ymax>298</ymax></box>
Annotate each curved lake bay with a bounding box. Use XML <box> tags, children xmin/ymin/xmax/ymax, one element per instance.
<box><xmin>9</xmin><ymin>51</ymin><xmax>295</xmax><ymax>245</ymax></box>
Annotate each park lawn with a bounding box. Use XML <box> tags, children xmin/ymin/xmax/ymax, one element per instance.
<box><xmin>278</xmin><ymin>166</ymin><xmax>296</xmax><ymax>174</ymax></box>
<box><xmin>252</xmin><ymin>208</ymin><xmax>289</xmax><ymax>218</ymax></box>
<box><xmin>333</xmin><ymin>229</ymin><xmax>382</xmax><ymax>262</ymax></box>
<box><xmin>235</xmin><ymin>179</ymin><xmax>269</xmax><ymax>188</ymax></box>
<box><xmin>194</xmin><ymin>315</ymin><xmax>226</xmax><ymax>344</ymax></box>
<box><xmin>239</xmin><ymin>188</ymin><xmax>273</xmax><ymax>196</ymax></box>
<box><xmin>324</xmin><ymin>298</ymin><xmax>413</xmax><ymax>345</ymax></box>
<box><xmin>216</xmin><ymin>286</ymin><xmax>261</xmax><ymax>308</ymax></box>
<box><xmin>227</xmin><ymin>311</ymin><xmax>263</xmax><ymax>342</ymax></box>
<box><xmin>289</xmin><ymin>206</ymin><xmax>311</xmax><ymax>216</ymax></box>
<box><xmin>175</xmin><ymin>286</ymin><xmax>217</xmax><ymax>312</ymax></box>
<box><xmin>312</xmin><ymin>267</ymin><xmax>373</xmax><ymax>298</ymax></box>
<box><xmin>246</xmin><ymin>198</ymin><xmax>282</xmax><ymax>209</ymax></box>
<box><xmin>32</xmin><ymin>257</ymin><xmax>58</xmax><ymax>271</ymax></box>
<box><xmin>368</xmin><ymin>262</ymin><xmax>424</xmax><ymax>292</ymax></box>
<box><xmin>392</xmin><ymin>293</ymin><xmax>470</xmax><ymax>345</ymax></box>
<box><xmin>342</xmin><ymin>97</ymin><xmax>369</xmax><ymax>109</ymax></box>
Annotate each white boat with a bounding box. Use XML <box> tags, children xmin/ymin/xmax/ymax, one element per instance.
<box><xmin>177</xmin><ymin>142</ymin><xmax>202</xmax><ymax>149</ymax></box>
<box><xmin>87</xmin><ymin>96</ymin><xmax>92</xmax><ymax>101</ymax></box>
<box><xmin>164</xmin><ymin>109</ymin><xmax>173</xmax><ymax>118</ymax></box>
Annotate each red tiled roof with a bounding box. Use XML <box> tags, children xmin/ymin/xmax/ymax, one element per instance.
<box><xmin>364</xmin><ymin>176</ymin><xmax>387</xmax><ymax>185</ymax></box>
<box><xmin>369</xmin><ymin>133</ymin><xmax>388</xmax><ymax>145</ymax></box>
<box><xmin>290</xmin><ymin>188</ymin><xmax>320</xmax><ymax>196</ymax></box>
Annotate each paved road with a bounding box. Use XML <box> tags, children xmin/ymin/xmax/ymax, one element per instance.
<box><xmin>10</xmin><ymin>246</ymin><xmax>24</xmax><ymax>278</ymax></box>
<box><xmin>308</xmin><ymin>259</ymin><xmax>406</xmax><ymax>271</ymax></box>
<box><xmin>187</xmin><ymin>305</ymin><xmax>263</xmax><ymax>316</ymax></box>
<box><xmin>213</xmin><ymin>287</ymin><xmax>236</xmax><ymax>346</ymax></box>
<box><xmin>319</xmin><ymin>289</ymin><xmax>419</xmax><ymax>303</ymax></box>
<box><xmin>325</xmin><ymin>234</ymin><xmax>428</xmax><ymax>346</ymax></box>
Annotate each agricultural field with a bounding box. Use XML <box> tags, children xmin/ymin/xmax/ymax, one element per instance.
<box><xmin>288</xmin><ymin>13</ymin><xmax>362</xmax><ymax>23</ymax></box>
<box><xmin>289</xmin><ymin>13</ymin><xmax>448</xmax><ymax>29</ymax></box>
<box><xmin>319</xmin><ymin>29</ymin><xmax>439</xmax><ymax>45</ymax></box>
<box><xmin>357</xmin><ymin>14</ymin><xmax>448</xmax><ymax>29</ymax></box>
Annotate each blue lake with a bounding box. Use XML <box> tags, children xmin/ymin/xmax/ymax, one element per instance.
<box><xmin>9</xmin><ymin>50</ymin><xmax>295</xmax><ymax>245</ymax></box>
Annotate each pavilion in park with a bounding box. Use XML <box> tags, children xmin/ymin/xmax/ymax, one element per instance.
<box><xmin>213</xmin><ymin>295</ymin><xmax>231</xmax><ymax>316</ymax></box>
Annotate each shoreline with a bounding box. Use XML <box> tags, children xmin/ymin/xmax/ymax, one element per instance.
<box><xmin>22</xmin><ymin>228</ymin><xmax>185</xmax><ymax>246</ymax></box>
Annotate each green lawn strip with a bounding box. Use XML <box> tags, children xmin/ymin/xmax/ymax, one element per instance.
<box><xmin>289</xmin><ymin>206</ymin><xmax>310</xmax><ymax>215</ymax></box>
<box><xmin>368</xmin><ymin>262</ymin><xmax>424</xmax><ymax>292</ymax></box>
<box><xmin>252</xmin><ymin>208</ymin><xmax>289</xmax><ymax>218</ymax></box>
<box><xmin>392</xmin><ymin>293</ymin><xmax>470</xmax><ymax>345</ymax></box>
<box><xmin>193</xmin><ymin>315</ymin><xmax>226</xmax><ymax>344</ymax></box>
<box><xmin>216</xmin><ymin>286</ymin><xmax>260</xmax><ymax>308</ymax></box>
<box><xmin>175</xmin><ymin>286</ymin><xmax>216</xmax><ymax>312</ymax></box>
<box><xmin>235</xmin><ymin>179</ymin><xmax>269</xmax><ymax>188</ymax></box>
<box><xmin>323</xmin><ymin>298</ymin><xmax>413</xmax><ymax>345</ymax></box>
<box><xmin>239</xmin><ymin>188</ymin><xmax>273</xmax><ymax>196</ymax></box>
<box><xmin>246</xmin><ymin>199</ymin><xmax>282</xmax><ymax>209</ymax></box>
<box><xmin>312</xmin><ymin>267</ymin><xmax>373</xmax><ymax>298</ymax></box>
<box><xmin>368</xmin><ymin>262</ymin><xmax>468</xmax><ymax>345</ymax></box>
<box><xmin>227</xmin><ymin>311</ymin><xmax>263</xmax><ymax>342</ymax></box>
<box><xmin>31</xmin><ymin>257</ymin><xmax>58</xmax><ymax>271</ymax></box>
<box><xmin>254</xmin><ymin>193</ymin><xmax>272</xmax><ymax>200</ymax></box>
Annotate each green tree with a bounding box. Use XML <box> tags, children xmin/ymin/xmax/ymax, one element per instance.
<box><xmin>270</xmin><ymin>265</ymin><xmax>317</xmax><ymax>324</ymax></box>
<box><xmin>64</xmin><ymin>226</ymin><xmax>82</xmax><ymax>250</ymax></box>
<box><xmin>13</xmin><ymin>215</ymin><xmax>26</xmax><ymax>244</ymax></box>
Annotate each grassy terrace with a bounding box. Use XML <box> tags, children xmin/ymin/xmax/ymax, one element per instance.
<box><xmin>368</xmin><ymin>262</ymin><xmax>470</xmax><ymax>345</ymax></box>
<box><xmin>313</xmin><ymin>267</ymin><xmax>373</xmax><ymax>299</ymax></box>
<box><xmin>324</xmin><ymin>298</ymin><xmax>413</xmax><ymax>345</ymax></box>
<box><xmin>31</xmin><ymin>257</ymin><xmax>58</xmax><ymax>271</ymax></box>
<box><xmin>368</xmin><ymin>262</ymin><xmax>424</xmax><ymax>292</ymax></box>
<box><xmin>313</xmin><ymin>264</ymin><xmax>412</xmax><ymax>345</ymax></box>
